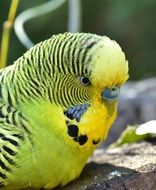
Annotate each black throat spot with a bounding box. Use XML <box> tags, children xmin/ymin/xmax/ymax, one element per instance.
<box><xmin>67</xmin><ymin>124</ymin><xmax>79</xmax><ymax>137</ymax></box>
<box><xmin>66</xmin><ymin>124</ymin><xmax>88</xmax><ymax>146</ymax></box>
<box><xmin>74</xmin><ymin>135</ymin><xmax>88</xmax><ymax>145</ymax></box>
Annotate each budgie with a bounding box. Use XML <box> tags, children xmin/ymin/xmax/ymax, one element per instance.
<box><xmin>0</xmin><ymin>33</ymin><xmax>128</xmax><ymax>189</ymax></box>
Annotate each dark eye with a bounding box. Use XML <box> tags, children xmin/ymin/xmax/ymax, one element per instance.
<box><xmin>80</xmin><ymin>76</ymin><xmax>91</xmax><ymax>86</ymax></box>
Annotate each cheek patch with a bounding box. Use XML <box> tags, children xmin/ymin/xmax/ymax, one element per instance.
<box><xmin>64</xmin><ymin>103</ymin><xmax>90</xmax><ymax>122</ymax></box>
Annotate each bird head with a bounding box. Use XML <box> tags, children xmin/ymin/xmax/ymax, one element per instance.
<box><xmin>15</xmin><ymin>33</ymin><xmax>128</xmax><ymax>148</ymax></box>
<box><xmin>50</xmin><ymin>33</ymin><xmax>129</xmax><ymax>147</ymax></box>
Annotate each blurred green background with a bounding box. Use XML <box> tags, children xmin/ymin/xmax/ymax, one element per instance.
<box><xmin>1</xmin><ymin>0</ymin><xmax>156</xmax><ymax>80</ymax></box>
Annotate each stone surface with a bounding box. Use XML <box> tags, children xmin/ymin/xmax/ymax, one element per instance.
<box><xmin>58</xmin><ymin>141</ymin><xmax>156</xmax><ymax>190</ymax></box>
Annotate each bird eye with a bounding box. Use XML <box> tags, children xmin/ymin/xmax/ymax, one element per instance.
<box><xmin>102</xmin><ymin>86</ymin><xmax>120</xmax><ymax>100</ymax></box>
<box><xmin>80</xmin><ymin>76</ymin><xmax>91</xmax><ymax>86</ymax></box>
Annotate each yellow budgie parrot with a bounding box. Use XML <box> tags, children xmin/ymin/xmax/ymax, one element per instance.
<box><xmin>0</xmin><ymin>33</ymin><xmax>128</xmax><ymax>189</ymax></box>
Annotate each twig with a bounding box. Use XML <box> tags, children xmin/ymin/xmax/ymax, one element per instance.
<box><xmin>68</xmin><ymin>0</ymin><xmax>81</xmax><ymax>32</ymax></box>
<box><xmin>14</xmin><ymin>0</ymin><xmax>66</xmax><ymax>49</ymax></box>
<box><xmin>0</xmin><ymin>0</ymin><xmax>19</xmax><ymax>69</ymax></box>
<box><xmin>14</xmin><ymin>0</ymin><xmax>82</xmax><ymax>49</ymax></box>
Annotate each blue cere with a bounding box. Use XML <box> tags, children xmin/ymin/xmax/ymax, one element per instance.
<box><xmin>64</xmin><ymin>103</ymin><xmax>90</xmax><ymax>122</ymax></box>
<box><xmin>102</xmin><ymin>87</ymin><xmax>120</xmax><ymax>100</ymax></box>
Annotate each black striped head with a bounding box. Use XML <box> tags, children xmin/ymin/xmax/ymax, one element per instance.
<box><xmin>40</xmin><ymin>33</ymin><xmax>129</xmax><ymax>109</ymax></box>
<box><xmin>14</xmin><ymin>33</ymin><xmax>128</xmax><ymax>113</ymax></box>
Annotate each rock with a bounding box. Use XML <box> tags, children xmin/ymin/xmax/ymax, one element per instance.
<box><xmin>58</xmin><ymin>141</ymin><xmax>156</xmax><ymax>190</ymax></box>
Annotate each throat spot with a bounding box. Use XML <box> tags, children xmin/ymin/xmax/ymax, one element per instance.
<box><xmin>67</xmin><ymin>124</ymin><xmax>79</xmax><ymax>137</ymax></box>
<box><xmin>66</xmin><ymin>124</ymin><xmax>88</xmax><ymax>146</ymax></box>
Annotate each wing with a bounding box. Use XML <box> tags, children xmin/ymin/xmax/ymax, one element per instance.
<box><xmin>0</xmin><ymin>99</ymin><xmax>30</xmax><ymax>188</ymax></box>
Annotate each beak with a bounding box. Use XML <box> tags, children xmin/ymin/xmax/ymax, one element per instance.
<box><xmin>101</xmin><ymin>87</ymin><xmax>120</xmax><ymax>116</ymax></box>
<box><xmin>101</xmin><ymin>87</ymin><xmax>120</xmax><ymax>101</ymax></box>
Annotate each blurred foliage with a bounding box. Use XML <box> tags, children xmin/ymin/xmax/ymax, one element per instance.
<box><xmin>108</xmin><ymin>126</ymin><xmax>150</xmax><ymax>148</ymax></box>
<box><xmin>1</xmin><ymin>0</ymin><xmax>156</xmax><ymax>80</ymax></box>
